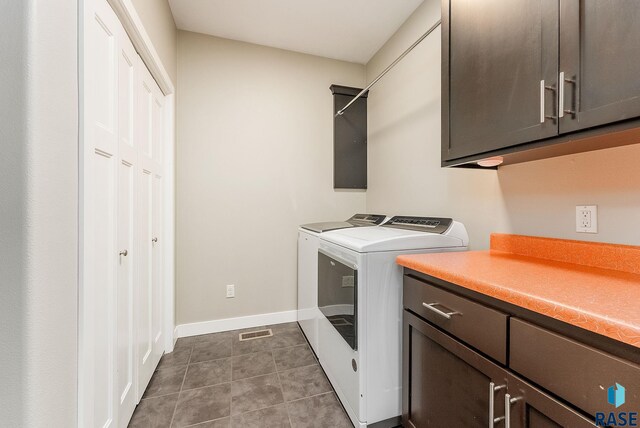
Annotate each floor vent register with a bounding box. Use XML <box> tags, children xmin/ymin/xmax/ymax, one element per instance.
<box><xmin>238</xmin><ymin>329</ymin><xmax>273</xmax><ymax>341</ymax></box>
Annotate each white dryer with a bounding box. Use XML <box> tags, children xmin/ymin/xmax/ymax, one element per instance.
<box><xmin>297</xmin><ymin>214</ymin><xmax>386</xmax><ymax>355</ymax></box>
<box><xmin>317</xmin><ymin>216</ymin><xmax>469</xmax><ymax>428</ymax></box>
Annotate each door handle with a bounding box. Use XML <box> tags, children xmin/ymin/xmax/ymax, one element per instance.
<box><xmin>119</xmin><ymin>249</ymin><xmax>128</xmax><ymax>257</ymax></box>
<box><xmin>558</xmin><ymin>71</ymin><xmax>577</xmax><ymax>118</ymax></box>
<box><xmin>540</xmin><ymin>80</ymin><xmax>557</xmax><ymax>123</ymax></box>
<box><xmin>504</xmin><ymin>393</ymin><xmax>523</xmax><ymax>428</ymax></box>
<box><xmin>152</xmin><ymin>237</ymin><xmax>158</xmax><ymax>243</ymax></box>
<box><xmin>422</xmin><ymin>302</ymin><xmax>460</xmax><ymax>319</ymax></box>
<box><xmin>489</xmin><ymin>382</ymin><xmax>507</xmax><ymax>427</ymax></box>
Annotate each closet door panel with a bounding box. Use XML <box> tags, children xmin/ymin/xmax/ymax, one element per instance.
<box><xmin>92</xmin><ymin>151</ymin><xmax>117</xmax><ymax>428</ymax></box>
<box><xmin>151</xmin><ymin>88</ymin><xmax>164</xmax><ymax>354</ymax></box>
<box><xmin>138</xmin><ymin>166</ymin><xmax>155</xmax><ymax>395</ymax></box>
<box><xmin>137</xmin><ymin>63</ymin><xmax>164</xmax><ymax>395</ymax></box>
<box><xmin>117</xmin><ymin>158</ymin><xmax>135</xmax><ymax>423</ymax></box>
<box><xmin>116</xmin><ymin>28</ymin><xmax>138</xmax><ymax>427</ymax></box>
<box><xmin>152</xmin><ymin>172</ymin><xmax>163</xmax><ymax>351</ymax></box>
<box><xmin>86</xmin><ymin>0</ymin><xmax>119</xmax><ymax>425</ymax></box>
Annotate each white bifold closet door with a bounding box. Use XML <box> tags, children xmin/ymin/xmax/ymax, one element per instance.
<box><xmin>82</xmin><ymin>0</ymin><xmax>165</xmax><ymax>426</ymax></box>
<box><xmin>136</xmin><ymin>61</ymin><xmax>165</xmax><ymax>396</ymax></box>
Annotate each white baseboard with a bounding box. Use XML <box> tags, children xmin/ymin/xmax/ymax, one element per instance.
<box><xmin>174</xmin><ymin>310</ymin><xmax>298</xmax><ymax>338</ymax></box>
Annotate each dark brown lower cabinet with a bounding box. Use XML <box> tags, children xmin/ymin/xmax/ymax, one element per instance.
<box><xmin>506</xmin><ymin>373</ymin><xmax>595</xmax><ymax>428</ymax></box>
<box><xmin>402</xmin><ymin>311</ymin><xmax>594</xmax><ymax>428</ymax></box>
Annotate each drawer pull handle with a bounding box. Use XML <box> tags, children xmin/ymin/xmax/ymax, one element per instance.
<box><xmin>504</xmin><ymin>393</ymin><xmax>523</xmax><ymax>428</ymax></box>
<box><xmin>422</xmin><ymin>302</ymin><xmax>460</xmax><ymax>319</ymax></box>
<box><xmin>489</xmin><ymin>382</ymin><xmax>507</xmax><ymax>428</ymax></box>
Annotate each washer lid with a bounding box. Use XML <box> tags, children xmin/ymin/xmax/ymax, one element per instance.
<box><xmin>320</xmin><ymin>221</ymin><xmax>468</xmax><ymax>253</ymax></box>
<box><xmin>300</xmin><ymin>213</ymin><xmax>386</xmax><ymax>233</ymax></box>
<box><xmin>300</xmin><ymin>221</ymin><xmax>355</xmax><ymax>234</ymax></box>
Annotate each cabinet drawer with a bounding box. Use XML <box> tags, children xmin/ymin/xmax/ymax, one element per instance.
<box><xmin>403</xmin><ymin>275</ymin><xmax>508</xmax><ymax>364</ymax></box>
<box><xmin>510</xmin><ymin>318</ymin><xmax>640</xmax><ymax>417</ymax></box>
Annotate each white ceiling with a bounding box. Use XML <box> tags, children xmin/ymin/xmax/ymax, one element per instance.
<box><xmin>168</xmin><ymin>0</ymin><xmax>424</xmax><ymax>64</ymax></box>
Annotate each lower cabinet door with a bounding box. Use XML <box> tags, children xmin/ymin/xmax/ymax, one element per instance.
<box><xmin>402</xmin><ymin>311</ymin><xmax>508</xmax><ymax>428</ymax></box>
<box><xmin>506</xmin><ymin>374</ymin><xmax>595</xmax><ymax>428</ymax></box>
<box><xmin>402</xmin><ymin>310</ymin><xmax>596</xmax><ymax>428</ymax></box>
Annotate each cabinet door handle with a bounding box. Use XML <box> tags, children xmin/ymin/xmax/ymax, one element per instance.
<box><xmin>504</xmin><ymin>393</ymin><xmax>523</xmax><ymax>428</ymax></box>
<box><xmin>119</xmin><ymin>249</ymin><xmax>128</xmax><ymax>257</ymax></box>
<box><xmin>559</xmin><ymin>71</ymin><xmax>577</xmax><ymax>118</ymax></box>
<box><xmin>540</xmin><ymin>80</ymin><xmax>545</xmax><ymax>123</ymax></box>
<box><xmin>540</xmin><ymin>80</ymin><xmax>558</xmax><ymax>123</ymax></box>
<box><xmin>489</xmin><ymin>382</ymin><xmax>507</xmax><ymax>428</ymax></box>
<box><xmin>422</xmin><ymin>302</ymin><xmax>460</xmax><ymax>319</ymax></box>
<box><xmin>152</xmin><ymin>237</ymin><xmax>158</xmax><ymax>243</ymax></box>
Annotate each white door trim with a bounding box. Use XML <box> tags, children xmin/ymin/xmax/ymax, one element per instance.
<box><xmin>106</xmin><ymin>0</ymin><xmax>175</xmax><ymax>96</ymax></box>
<box><xmin>162</xmin><ymin>94</ymin><xmax>175</xmax><ymax>353</ymax></box>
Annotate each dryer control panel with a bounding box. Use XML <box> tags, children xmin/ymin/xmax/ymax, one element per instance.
<box><xmin>383</xmin><ymin>216</ymin><xmax>453</xmax><ymax>234</ymax></box>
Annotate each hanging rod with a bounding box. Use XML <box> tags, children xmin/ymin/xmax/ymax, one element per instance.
<box><xmin>335</xmin><ymin>19</ymin><xmax>442</xmax><ymax>117</ymax></box>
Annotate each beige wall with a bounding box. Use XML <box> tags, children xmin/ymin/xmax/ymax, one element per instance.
<box><xmin>131</xmin><ymin>0</ymin><xmax>177</xmax><ymax>84</ymax></box>
<box><xmin>366</xmin><ymin>0</ymin><xmax>640</xmax><ymax>249</ymax></box>
<box><xmin>1</xmin><ymin>0</ymin><xmax>78</xmax><ymax>425</ymax></box>
<box><xmin>176</xmin><ymin>31</ymin><xmax>366</xmax><ymax>325</ymax></box>
<box><xmin>365</xmin><ymin>0</ymin><xmax>509</xmax><ymax>250</ymax></box>
<box><xmin>498</xmin><ymin>145</ymin><xmax>640</xmax><ymax>245</ymax></box>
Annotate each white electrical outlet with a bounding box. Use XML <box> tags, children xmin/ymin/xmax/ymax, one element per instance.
<box><xmin>341</xmin><ymin>275</ymin><xmax>355</xmax><ymax>288</ymax></box>
<box><xmin>226</xmin><ymin>284</ymin><xmax>235</xmax><ymax>298</ymax></box>
<box><xmin>576</xmin><ymin>205</ymin><xmax>598</xmax><ymax>233</ymax></box>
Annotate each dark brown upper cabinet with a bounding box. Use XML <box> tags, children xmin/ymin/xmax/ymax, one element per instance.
<box><xmin>559</xmin><ymin>0</ymin><xmax>640</xmax><ymax>134</ymax></box>
<box><xmin>442</xmin><ymin>0</ymin><xmax>640</xmax><ymax>167</ymax></box>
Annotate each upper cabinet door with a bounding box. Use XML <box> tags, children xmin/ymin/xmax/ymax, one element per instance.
<box><xmin>559</xmin><ymin>0</ymin><xmax>640</xmax><ymax>134</ymax></box>
<box><xmin>443</xmin><ymin>0</ymin><xmax>560</xmax><ymax>161</ymax></box>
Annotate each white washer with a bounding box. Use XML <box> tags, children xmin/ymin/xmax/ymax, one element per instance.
<box><xmin>317</xmin><ymin>216</ymin><xmax>469</xmax><ymax>428</ymax></box>
<box><xmin>297</xmin><ymin>214</ymin><xmax>386</xmax><ymax>355</ymax></box>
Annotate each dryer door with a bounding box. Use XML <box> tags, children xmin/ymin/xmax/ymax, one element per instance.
<box><xmin>318</xmin><ymin>249</ymin><xmax>358</xmax><ymax>350</ymax></box>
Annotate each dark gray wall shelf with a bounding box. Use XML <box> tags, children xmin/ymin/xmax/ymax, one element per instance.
<box><xmin>331</xmin><ymin>85</ymin><xmax>368</xmax><ymax>189</ymax></box>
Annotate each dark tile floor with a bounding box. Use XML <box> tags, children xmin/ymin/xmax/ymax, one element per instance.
<box><xmin>128</xmin><ymin>322</ymin><xmax>353</xmax><ymax>428</ymax></box>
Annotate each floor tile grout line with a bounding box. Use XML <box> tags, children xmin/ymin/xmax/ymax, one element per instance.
<box><xmin>141</xmin><ymin>323</ymin><xmax>311</xmax><ymax>427</ymax></box>
<box><xmin>275</xmin><ymin>360</ymin><xmax>319</xmax><ymax>374</ymax></box>
<box><xmin>230</xmin><ymin>400</ymin><xmax>287</xmax><ymax>420</ymax></box>
<box><xmin>229</xmin><ymin>350</ymin><xmax>277</xmax><ymax>382</ymax></box>
<box><xmin>169</xmin><ymin>382</ymin><xmax>234</xmax><ymax>427</ymax></box>
<box><xmin>230</xmin><ymin>368</ymin><xmax>278</xmax><ymax>385</ymax></box>
<box><xmin>188</xmin><ymin>352</ymin><xmax>232</xmax><ymax>367</ymax></box>
<box><xmin>286</xmin><ymin>390</ymin><xmax>336</xmax><ymax>405</ymax></box>
<box><xmin>162</xmin><ymin>361</ymin><xmax>296</xmax><ymax>398</ymax></box>
<box><xmin>174</xmin><ymin>380</ymin><xmax>232</xmax><ymax>395</ymax></box>
<box><xmin>229</xmin><ymin>350</ymin><xmax>282</xmax><ymax>419</ymax></box>
<box><xmin>142</xmin><ymin>390</ymin><xmax>182</xmax><ymax>400</ymax></box>
<box><xmin>179</xmin><ymin>364</ymin><xmax>188</xmax><ymax>392</ymax></box>
<box><xmin>179</xmin><ymin>377</ymin><xmax>232</xmax><ymax>393</ymax></box>
<box><xmin>179</xmin><ymin>335</ymin><xmax>307</xmax><ymax>366</ymax></box>
<box><xmin>181</xmin><ymin>415</ymin><xmax>230</xmax><ymax>428</ymax></box>
<box><xmin>168</xmin><ymin>379</ymin><xmax>344</xmax><ymax>426</ymax></box>
<box><xmin>273</xmin><ymin>351</ymin><xmax>295</xmax><ymax>428</ymax></box>
<box><xmin>277</xmin><ymin>361</ymin><xmax>323</xmax><ymax>376</ymax></box>
<box><xmin>175</xmin><ymin>323</ymin><xmax>299</xmax><ymax>345</ymax></box>
<box><xmin>167</xmin><ymin>390</ymin><xmax>181</xmax><ymax>428</ymax></box>
<box><xmin>168</xmin><ymin>359</ymin><xmax>191</xmax><ymax>428</ymax></box>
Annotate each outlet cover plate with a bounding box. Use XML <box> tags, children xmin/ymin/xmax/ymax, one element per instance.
<box><xmin>226</xmin><ymin>284</ymin><xmax>235</xmax><ymax>298</ymax></box>
<box><xmin>576</xmin><ymin>205</ymin><xmax>598</xmax><ymax>233</ymax></box>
